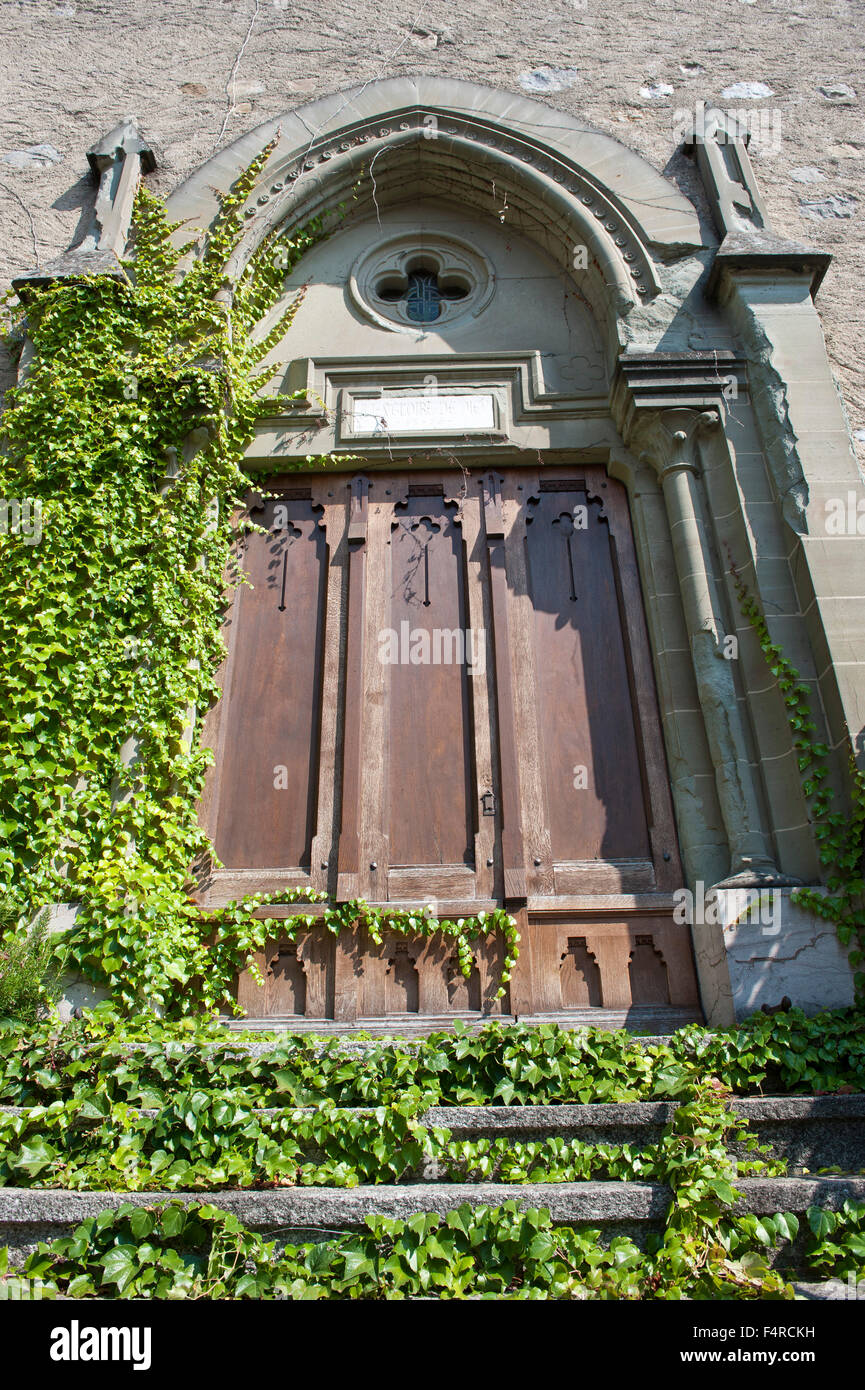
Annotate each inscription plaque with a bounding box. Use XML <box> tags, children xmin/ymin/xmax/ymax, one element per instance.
<box><xmin>350</xmin><ymin>392</ymin><xmax>497</xmax><ymax>435</ymax></box>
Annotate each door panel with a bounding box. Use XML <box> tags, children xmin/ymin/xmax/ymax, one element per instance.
<box><xmin>387</xmin><ymin>489</ymin><xmax>474</xmax><ymax>869</ymax></box>
<box><xmin>524</xmin><ymin>482</ymin><xmax>650</xmax><ymax>864</ymax></box>
<box><xmin>213</xmin><ymin>492</ymin><xmax>326</xmax><ymax>872</ymax></box>
<box><xmin>203</xmin><ymin>464</ymin><xmax>702</xmax><ymax>1026</ymax></box>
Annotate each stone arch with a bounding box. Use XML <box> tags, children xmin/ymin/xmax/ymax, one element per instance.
<box><xmin>165</xmin><ymin>76</ymin><xmax>706</xmax><ymax>361</ymax></box>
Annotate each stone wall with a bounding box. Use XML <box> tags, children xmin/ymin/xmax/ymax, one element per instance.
<box><xmin>0</xmin><ymin>0</ymin><xmax>862</xmax><ymax>450</ymax></box>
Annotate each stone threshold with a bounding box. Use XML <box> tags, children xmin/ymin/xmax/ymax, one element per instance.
<box><xmin>220</xmin><ymin>1009</ymin><xmax>701</xmax><ymax>1037</ymax></box>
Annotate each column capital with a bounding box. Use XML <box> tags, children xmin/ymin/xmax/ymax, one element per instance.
<box><xmin>625</xmin><ymin>402</ymin><xmax>723</xmax><ymax>478</ymax></box>
<box><xmin>611</xmin><ymin>351</ymin><xmax>740</xmax><ymax>461</ymax></box>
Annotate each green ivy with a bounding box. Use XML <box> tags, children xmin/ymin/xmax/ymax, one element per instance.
<box><xmin>2</xmin><ymin>1007</ymin><xmax>864</xmax><ymax>1110</ymax></box>
<box><xmin>11</xmin><ymin>1191</ymin><xmax>860</xmax><ymax>1301</ymax></box>
<box><xmin>3</xmin><ymin>1010</ymin><xmax>863</xmax><ymax>1298</ymax></box>
<box><xmin>0</xmin><ymin>149</ymin><xmax>517</xmax><ymax>1014</ymax></box>
<box><xmin>2</xmin><ymin>1199</ymin><xmax>657</xmax><ymax>1301</ymax></box>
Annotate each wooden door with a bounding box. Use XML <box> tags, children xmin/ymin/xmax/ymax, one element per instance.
<box><xmin>201</xmin><ymin>464</ymin><xmax>701</xmax><ymax>1024</ymax></box>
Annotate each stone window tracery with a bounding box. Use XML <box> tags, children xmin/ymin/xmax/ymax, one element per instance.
<box><xmin>349</xmin><ymin>233</ymin><xmax>493</xmax><ymax>332</ymax></box>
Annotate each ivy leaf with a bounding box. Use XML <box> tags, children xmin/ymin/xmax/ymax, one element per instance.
<box><xmin>340</xmin><ymin>1251</ymin><xmax>374</xmax><ymax>1281</ymax></box>
<box><xmin>773</xmin><ymin>1212</ymin><xmax>799</xmax><ymax>1243</ymax></box>
<box><xmin>807</xmin><ymin>1207</ymin><xmax>836</xmax><ymax>1240</ymax></box>
<box><xmin>99</xmin><ymin>1246</ymin><xmax>138</xmax><ymax>1292</ymax></box>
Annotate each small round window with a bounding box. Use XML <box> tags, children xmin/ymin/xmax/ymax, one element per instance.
<box><xmin>375</xmin><ymin>266</ymin><xmax>470</xmax><ymax>323</ymax></box>
<box><xmin>350</xmin><ymin>235</ymin><xmax>494</xmax><ymax>332</ymax></box>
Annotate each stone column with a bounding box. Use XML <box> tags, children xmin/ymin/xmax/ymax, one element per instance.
<box><xmin>644</xmin><ymin>407</ymin><xmax>781</xmax><ymax>885</ymax></box>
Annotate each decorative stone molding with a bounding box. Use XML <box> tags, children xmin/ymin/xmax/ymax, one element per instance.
<box><xmin>168</xmin><ymin>76</ymin><xmax>701</xmax><ymax>249</ymax></box>
<box><xmin>706</xmin><ymin>228</ymin><xmax>831</xmax><ymax>301</ymax></box>
<box><xmin>162</xmin><ymin>78</ymin><xmax>707</xmax><ymax>354</ymax></box>
<box><xmin>237</xmin><ymin>116</ymin><xmax>659</xmax><ymax>301</ymax></box>
<box><xmin>611</xmin><ymin>349</ymin><xmax>748</xmax><ymax>437</ymax></box>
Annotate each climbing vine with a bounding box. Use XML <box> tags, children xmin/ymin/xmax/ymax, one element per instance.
<box><xmin>2</xmin><ymin>1008</ymin><xmax>864</xmax><ymax>1298</ymax></box>
<box><xmin>730</xmin><ymin>562</ymin><xmax>865</xmax><ymax>998</ymax></box>
<box><xmin>0</xmin><ymin>149</ymin><xmax>517</xmax><ymax>1014</ymax></box>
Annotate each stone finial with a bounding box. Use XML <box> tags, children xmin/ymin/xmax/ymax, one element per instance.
<box><xmin>13</xmin><ymin>120</ymin><xmax>156</xmax><ymax>297</ymax></box>
<box><xmin>85</xmin><ymin>121</ymin><xmax>155</xmax><ymax>260</ymax></box>
<box><xmin>682</xmin><ymin>100</ymin><xmax>769</xmax><ymax>238</ymax></box>
<box><xmin>680</xmin><ymin>102</ymin><xmax>831</xmax><ymax>303</ymax></box>
<box><xmin>86</xmin><ymin>120</ymin><xmax>156</xmax><ymax>181</ymax></box>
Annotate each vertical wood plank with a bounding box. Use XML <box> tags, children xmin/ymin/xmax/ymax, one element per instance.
<box><xmin>590</xmin><ymin>933</ymin><xmax>634</xmax><ymax>1010</ymax></box>
<box><xmin>449</xmin><ymin>474</ymin><xmax>496</xmax><ymax>900</ymax></box>
<box><xmin>361</xmin><ymin>477</ymin><xmax>400</xmax><ymax>901</ymax></box>
<box><xmin>507</xmin><ymin>905</ymin><xmax>534</xmax><ymax>1016</ymax></box>
<box><xmin>333</xmin><ymin>926</ymin><xmax>358</xmax><ymax>1022</ymax></box>
<box><xmin>311</xmin><ymin>479</ymin><xmax>349</xmax><ymax>896</ymax></box>
<box><xmin>336</xmin><ymin>475</ymin><xmax>369</xmax><ymax>900</ymax></box>
<box><xmin>503</xmin><ymin>471</ymin><xmax>554</xmax><ymax>896</ymax></box>
<box><xmin>482</xmin><ymin>471</ymin><xmax>527</xmax><ymax>898</ymax></box>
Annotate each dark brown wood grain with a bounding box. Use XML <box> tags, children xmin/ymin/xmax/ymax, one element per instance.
<box><xmin>213</xmin><ymin>494</ymin><xmax>326</xmax><ymax>870</ymax></box>
<box><xmin>387</xmin><ymin>489</ymin><xmax>474</xmax><ymax>867</ymax></box>
<box><xmin>209</xmin><ymin>463</ymin><xmax>701</xmax><ymax>1024</ymax></box>
<box><xmin>524</xmin><ymin>481</ymin><xmax>650</xmax><ymax>864</ymax></box>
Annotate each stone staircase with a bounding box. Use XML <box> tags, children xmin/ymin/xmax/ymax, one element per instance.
<box><xmin>2</xmin><ymin>1084</ymin><xmax>864</xmax><ymax>1294</ymax></box>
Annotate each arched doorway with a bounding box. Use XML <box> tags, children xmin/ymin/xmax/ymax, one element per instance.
<box><xmin>187</xmin><ymin>80</ymin><xmax>709</xmax><ymax>1027</ymax></box>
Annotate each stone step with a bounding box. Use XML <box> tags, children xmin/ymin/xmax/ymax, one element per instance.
<box><xmin>794</xmin><ymin>1280</ymin><xmax>862</xmax><ymax>1300</ymax></box>
<box><xmin>215</xmin><ymin>1028</ymin><xmax>682</xmax><ymax>1052</ymax></box>
<box><xmin>4</xmin><ymin>1096</ymin><xmax>862</xmax><ymax>1170</ymax></box>
<box><xmin>424</xmin><ymin>1096</ymin><xmax>865</xmax><ymax>1171</ymax></box>
<box><xmin>221</xmin><ymin>1009</ymin><xmax>701</xmax><ymax>1036</ymax></box>
<box><xmin>2</xmin><ymin>1177</ymin><xmax>864</xmax><ymax>1269</ymax></box>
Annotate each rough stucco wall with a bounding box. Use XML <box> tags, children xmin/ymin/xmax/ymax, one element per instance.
<box><xmin>0</xmin><ymin>0</ymin><xmax>862</xmax><ymax>449</ymax></box>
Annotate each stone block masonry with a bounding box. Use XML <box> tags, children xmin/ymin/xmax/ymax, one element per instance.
<box><xmin>0</xmin><ymin>0</ymin><xmax>862</xmax><ymax>454</ymax></box>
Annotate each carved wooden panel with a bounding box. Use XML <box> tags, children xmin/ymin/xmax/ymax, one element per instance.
<box><xmin>230</xmin><ymin>913</ymin><xmax>699</xmax><ymax>1021</ymax></box>
<box><xmin>629</xmin><ymin>934</ymin><xmax>671</xmax><ymax>1006</ymax></box>
<box><xmin>387</xmin><ymin>488</ymin><xmax>474</xmax><ymax>868</ymax></box>
<box><xmin>524</xmin><ymin>912</ymin><xmax>699</xmax><ymax>1013</ymax></box>
<box><xmin>209</xmin><ymin>464</ymin><xmax>701</xmax><ymax>1026</ymax></box>
<box><xmin>524</xmin><ymin>481</ymin><xmax>650</xmax><ymax>865</ymax></box>
<box><xmin>352</xmin><ymin>924</ymin><xmax>505</xmax><ymax>1018</ymax></box>
<box><xmin>559</xmin><ymin>936</ymin><xmax>602</xmax><ymax>1009</ymax></box>
<box><xmin>235</xmin><ymin>930</ymin><xmax>334</xmax><ymax>1018</ymax></box>
<box><xmin>212</xmin><ymin>493</ymin><xmax>327</xmax><ymax>871</ymax></box>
